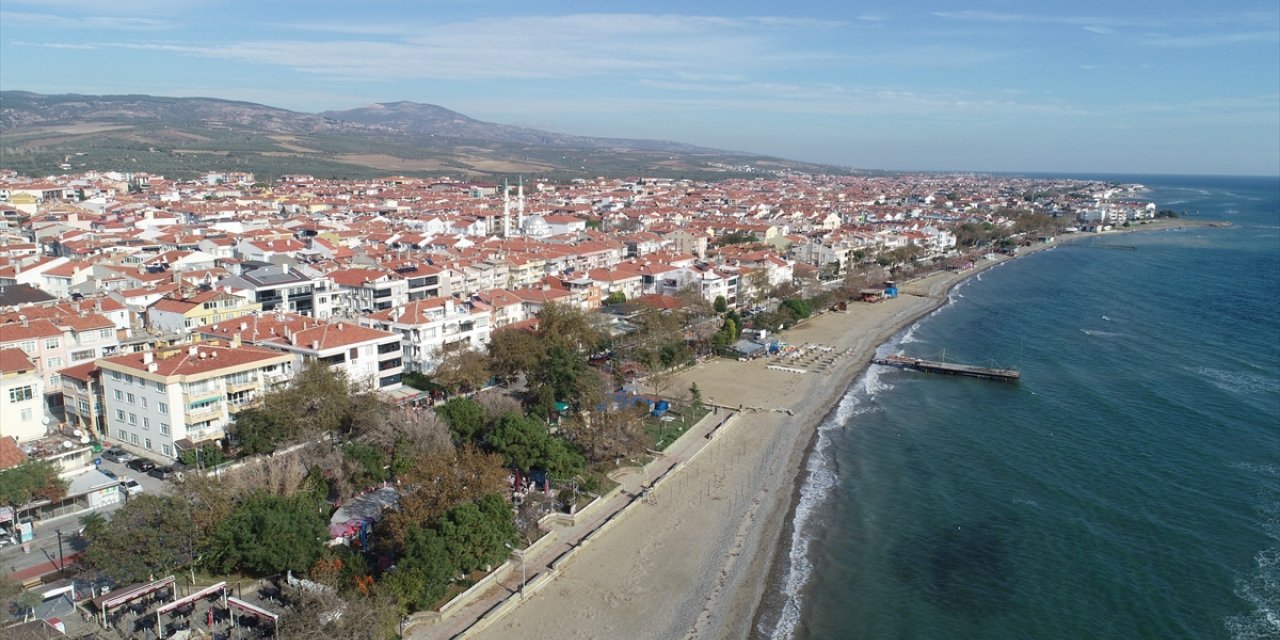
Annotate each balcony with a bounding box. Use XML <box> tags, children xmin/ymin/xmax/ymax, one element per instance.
<box><xmin>183</xmin><ymin>387</ymin><xmax>221</xmax><ymax>405</ymax></box>
<box><xmin>185</xmin><ymin>401</ymin><xmax>223</xmax><ymax>423</ymax></box>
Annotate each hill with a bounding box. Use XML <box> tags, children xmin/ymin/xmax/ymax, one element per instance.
<box><xmin>0</xmin><ymin>91</ymin><xmax>841</xmax><ymax>180</ymax></box>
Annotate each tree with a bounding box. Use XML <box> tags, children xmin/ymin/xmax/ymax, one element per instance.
<box><xmin>278</xmin><ymin>588</ymin><xmax>400</xmax><ymax>640</ymax></box>
<box><xmin>487</xmin><ymin>413</ymin><xmax>585</xmax><ymax>476</ymax></box>
<box><xmin>536</xmin><ymin>303</ymin><xmax>608</xmax><ymax>355</ymax></box>
<box><xmin>209</xmin><ymin>491</ymin><xmax>327</xmax><ymax>575</ymax></box>
<box><xmin>436</xmin><ymin>397</ymin><xmax>487</xmax><ymax>443</ymax></box>
<box><xmin>383</xmin><ymin>446</ymin><xmax>507</xmax><ymax>546</ymax></box>
<box><xmin>432</xmin><ymin>348</ymin><xmax>491</xmax><ymax>394</ymax></box>
<box><xmin>603</xmin><ymin>291</ymin><xmax>627</xmax><ymax>305</ymax></box>
<box><xmin>528</xmin><ymin>345</ymin><xmax>597</xmax><ymax>407</ymax></box>
<box><xmin>0</xmin><ymin>460</ymin><xmax>66</xmax><ymax>511</ymax></box>
<box><xmin>688</xmin><ymin>382</ymin><xmax>703</xmax><ymax>407</ymax></box>
<box><xmin>568</xmin><ymin>401</ymin><xmax>650</xmax><ymax>466</ymax></box>
<box><xmin>81</xmin><ymin>494</ymin><xmax>202</xmax><ymax>583</ymax></box>
<box><xmin>486</xmin><ymin>328</ymin><xmax>544</xmax><ymax>385</ymax></box>
<box><xmin>713</xmin><ymin>295</ymin><xmax>727</xmax><ymax>313</ymax></box>
<box><xmin>230</xmin><ymin>407</ymin><xmax>288</xmax><ymax>455</ymax></box>
<box><xmin>436</xmin><ymin>494</ymin><xmax>518</xmax><ymax>575</ymax></box>
<box><xmin>382</xmin><ymin>526</ymin><xmax>453</xmax><ymax>611</ymax></box>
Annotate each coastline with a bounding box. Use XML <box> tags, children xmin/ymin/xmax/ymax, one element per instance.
<box><xmin>464</xmin><ymin>218</ymin><xmax>1222</xmax><ymax>640</ymax></box>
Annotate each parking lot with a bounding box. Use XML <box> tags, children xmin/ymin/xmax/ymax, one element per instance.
<box><xmin>96</xmin><ymin>455</ymin><xmax>174</xmax><ymax>497</ymax></box>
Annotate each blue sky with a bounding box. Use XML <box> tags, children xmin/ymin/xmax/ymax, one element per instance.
<box><xmin>2</xmin><ymin>1</ymin><xmax>1277</xmax><ymax>176</ymax></box>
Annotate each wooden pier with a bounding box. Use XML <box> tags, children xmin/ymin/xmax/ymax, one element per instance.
<box><xmin>871</xmin><ymin>354</ymin><xmax>1020</xmax><ymax>382</ymax></box>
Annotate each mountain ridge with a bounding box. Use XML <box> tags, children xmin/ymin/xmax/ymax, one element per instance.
<box><xmin>0</xmin><ymin>91</ymin><xmax>837</xmax><ymax>179</ymax></box>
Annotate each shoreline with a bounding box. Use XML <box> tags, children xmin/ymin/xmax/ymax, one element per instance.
<box><xmin>464</xmin><ymin>218</ymin><xmax>1225</xmax><ymax>640</ymax></box>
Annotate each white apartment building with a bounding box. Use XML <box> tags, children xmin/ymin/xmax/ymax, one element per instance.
<box><xmin>200</xmin><ymin>312</ymin><xmax>404</xmax><ymax>391</ymax></box>
<box><xmin>97</xmin><ymin>342</ymin><xmax>293</xmax><ymax>461</ymax></box>
<box><xmin>361</xmin><ymin>297</ymin><xmax>491</xmax><ymax>374</ymax></box>
<box><xmin>0</xmin><ymin>348</ymin><xmax>46</xmax><ymax>442</ymax></box>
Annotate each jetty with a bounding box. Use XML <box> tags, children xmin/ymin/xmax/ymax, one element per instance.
<box><xmin>871</xmin><ymin>353</ymin><xmax>1021</xmax><ymax>382</ymax></box>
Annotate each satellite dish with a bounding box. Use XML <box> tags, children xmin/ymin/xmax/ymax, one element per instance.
<box><xmin>62</xmin><ymin>440</ymin><xmax>73</xmax><ymax>449</ymax></box>
<box><xmin>42</xmin><ymin>416</ymin><xmax>52</xmax><ymax>425</ymax></box>
<box><xmin>80</xmin><ymin>436</ymin><xmax>90</xmax><ymax>444</ymax></box>
<box><xmin>73</xmin><ymin>429</ymin><xmax>83</xmax><ymax>438</ymax></box>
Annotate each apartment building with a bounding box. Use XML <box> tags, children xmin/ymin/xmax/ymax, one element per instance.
<box><xmin>361</xmin><ymin>297</ymin><xmax>491</xmax><ymax>374</ymax></box>
<box><xmin>0</xmin><ymin>348</ymin><xmax>46</xmax><ymax>442</ymax></box>
<box><xmin>97</xmin><ymin>342</ymin><xmax>293</xmax><ymax>461</ymax></box>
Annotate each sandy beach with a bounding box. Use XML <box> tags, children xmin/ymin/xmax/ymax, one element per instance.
<box><xmin>464</xmin><ymin>221</ymin><xmax>1215</xmax><ymax>640</ymax></box>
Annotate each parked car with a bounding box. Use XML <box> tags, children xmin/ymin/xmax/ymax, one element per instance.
<box><xmin>101</xmin><ymin>448</ymin><xmax>133</xmax><ymax>464</ymax></box>
<box><xmin>126</xmin><ymin>458</ymin><xmax>157</xmax><ymax>473</ymax></box>
<box><xmin>148</xmin><ymin>466</ymin><xmax>177</xmax><ymax>481</ymax></box>
<box><xmin>121</xmin><ymin>479</ymin><xmax>143</xmax><ymax>496</ymax></box>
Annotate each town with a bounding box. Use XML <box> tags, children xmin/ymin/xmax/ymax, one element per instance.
<box><xmin>0</xmin><ymin>168</ymin><xmax>1165</xmax><ymax>638</ymax></box>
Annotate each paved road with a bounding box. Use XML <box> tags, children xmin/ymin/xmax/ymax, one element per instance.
<box><xmin>1</xmin><ymin>458</ymin><xmax>174</xmax><ymax>581</ymax></box>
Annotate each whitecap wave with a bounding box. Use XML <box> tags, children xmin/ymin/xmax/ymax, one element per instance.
<box><xmin>1196</xmin><ymin>367</ymin><xmax>1280</xmax><ymax>396</ymax></box>
<box><xmin>767</xmin><ymin>333</ymin><xmax>903</xmax><ymax>639</ymax></box>
<box><xmin>1080</xmin><ymin>329</ymin><xmax>1122</xmax><ymax>338</ymax></box>
<box><xmin>899</xmin><ymin>322</ymin><xmax>922</xmax><ymax>345</ymax></box>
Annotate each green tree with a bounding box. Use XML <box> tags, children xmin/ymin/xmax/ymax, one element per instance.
<box><xmin>81</xmin><ymin>494</ymin><xmax>202</xmax><ymax>583</ymax></box>
<box><xmin>0</xmin><ymin>460</ymin><xmax>66</xmax><ymax>509</ymax></box>
<box><xmin>382</xmin><ymin>526</ymin><xmax>453</xmax><ymax>611</ymax></box>
<box><xmin>436</xmin><ymin>494</ymin><xmax>517</xmax><ymax>575</ymax></box>
<box><xmin>230</xmin><ymin>407</ymin><xmax>288</xmax><ymax>455</ymax></box>
<box><xmin>713</xmin><ymin>295</ymin><xmax>727</xmax><ymax>313</ymax></box>
<box><xmin>209</xmin><ymin>491</ymin><xmax>327</xmax><ymax>575</ymax></box>
<box><xmin>603</xmin><ymin>291</ymin><xmax>627</xmax><ymax>305</ymax></box>
<box><xmin>342</xmin><ymin>442</ymin><xmax>389</xmax><ymax>488</ymax></box>
<box><xmin>383</xmin><ymin>446</ymin><xmax>507</xmax><ymax>546</ymax></box>
<box><xmin>436</xmin><ymin>397</ymin><xmax>487</xmax><ymax>443</ymax></box>
<box><xmin>688</xmin><ymin>382</ymin><xmax>703</xmax><ymax>407</ymax></box>
<box><xmin>488</xmin><ymin>413</ymin><xmax>585</xmax><ymax>476</ymax></box>
<box><xmin>431</xmin><ymin>348</ymin><xmax>491</xmax><ymax>394</ymax></box>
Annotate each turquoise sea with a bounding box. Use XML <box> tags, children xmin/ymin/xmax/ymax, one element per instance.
<box><xmin>758</xmin><ymin>175</ymin><xmax>1280</xmax><ymax>640</ymax></box>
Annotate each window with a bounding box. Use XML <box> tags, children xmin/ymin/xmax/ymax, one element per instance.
<box><xmin>46</xmin><ymin>356</ymin><xmax>63</xmax><ymax>368</ymax></box>
<box><xmin>100</xmin><ymin>328</ymin><xmax>112</xmax><ymax>339</ymax></box>
<box><xmin>162</xmin><ymin>444</ymin><xmax>172</xmax><ymax>457</ymax></box>
<box><xmin>48</xmin><ymin>374</ymin><xmax>59</xmax><ymax>388</ymax></box>
<box><xmin>78</xmin><ymin>400</ymin><xmax>90</xmax><ymax>412</ymax></box>
<box><xmin>160</xmin><ymin>423</ymin><xmax>170</xmax><ymax>436</ymax></box>
<box><xmin>158</xmin><ymin>402</ymin><xmax>167</xmax><ymax>414</ymax></box>
<box><xmin>44</xmin><ymin>338</ymin><xmax>59</xmax><ymax>350</ymax></box>
<box><xmin>143</xmin><ymin>417</ymin><xmax>150</xmax><ymax>430</ymax></box>
<box><xmin>19</xmin><ymin>341</ymin><xmax>35</xmax><ymax>354</ymax></box>
<box><xmin>140</xmin><ymin>397</ymin><xmax>147</xmax><ymax>409</ymax></box>
<box><xmin>130</xmin><ymin>433</ymin><xmax>139</xmax><ymax>445</ymax></box>
<box><xmin>126</xmin><ymin>393</ymin><xmax>135</xmax><ymax>404</ymax></box>
<box><xmin>117</xmin><ymin>428</ymin><xmax>127</xmax><ymax>440</ymax></box>
<box><xmin>145</xmin><ymin>438</ymin><xmax>152</xmax><ymax>450</ymax></box>
<box><xmin>114</xmin><ymin>389</ymin><xmax>123</xmax><ymax>401</ymax></box>
<box><xmin>9</xmin><ymin>385</ymin><xmax>33</xmax><ymax>403</ymax></box>
<box><xmin>71</xmin><ymin>349</ymin><xmax>95</xmax><ymax>361</ymax></box>
<box><xmin>20</xmin><ymin>408</ymin><xmax>32</xmax><ymax>421</ymax></box>
<box><xmin>128</xmin><ymin>413</ymin><xmax>137</xmax><ymax>425</ymax></box>
<box><xmin>124</xmin><ymin>374</ymin><xmax>133</xmax><ymax>384</ymax></box>
<box><xmin>115</xmin><ymin>409</ymin><xmax>125</xmax><ymax>421</ymax></box>
<box><xmin>111</xmin><ymin>371</ymin><xmax>122</xmax><ymax>380</ymax></box>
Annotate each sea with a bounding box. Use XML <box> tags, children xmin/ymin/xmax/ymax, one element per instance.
<box><xmin>758</xmin><ymin>174</ymin><xmax>1280</xmax><ymax>640</ymax></box>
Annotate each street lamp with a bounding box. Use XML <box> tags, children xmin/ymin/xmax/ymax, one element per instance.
<box><xmin>504</xmin><ymin>542</ymin><xmax>525</xmax><ymax>599</ymax></box>
<box><xmin>55</xmin><ymin>528</ymin><xmax>64</xmax><ymax>571</ymax></box>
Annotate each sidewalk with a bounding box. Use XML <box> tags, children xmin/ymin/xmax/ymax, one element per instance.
<box><xmin>406</xmin><ymin>409</ymin><xmax>738</xmax><ymax>640</ymax></box>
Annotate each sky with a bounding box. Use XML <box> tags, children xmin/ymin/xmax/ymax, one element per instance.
<box><xmin>1</xmin><ymin>1</ymin><xmax>1278</xmax><ymax>176</ymax></box>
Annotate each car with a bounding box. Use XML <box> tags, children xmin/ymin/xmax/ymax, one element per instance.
<box><xmin>121</xmin><ymin>479</ymin><xmax>143</xmax><ymax>496</ymax></box>
<box><xmin>148</xmin><ymin>466</ymin><xmax>177</xmax><ymax>481</ymax></box>
<box><xmin>101</xmin><ymin>448</ymin><xmax>133</xmax><ymax>464</ymax></box>
<box><xmin>99</xmin><ymin>469</ymin><xmax>117</xmax><ymax>481</ymax></box>
<box><xmin>126</xmin><ymin>458</ymin><xmax>157</xmax><ymax>473</ymax></box>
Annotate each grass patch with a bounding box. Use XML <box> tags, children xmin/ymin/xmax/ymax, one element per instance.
<box><xmin>645</xmin><ymin>404</ymin><xmax>710</xmax><ymax>451</ymax></box>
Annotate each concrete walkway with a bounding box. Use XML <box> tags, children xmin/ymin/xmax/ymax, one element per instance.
<box><xmin>406</xmin><ymin>408</ymin><xmax>738</xmax><ymax>640</ymax></box>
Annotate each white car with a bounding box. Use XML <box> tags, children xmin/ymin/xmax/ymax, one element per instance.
<box><xmin>121</xmin><ymin>478</ymin><xmax>143</xmax><ymax>496</ymax></box>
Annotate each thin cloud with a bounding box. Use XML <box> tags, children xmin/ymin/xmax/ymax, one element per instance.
<box><xmin>1138</xmin><ymin>31</ymin><xmax>1279</xmax><ymax>48</ymax></box>
<box><xmin>0</xmin><ymin>10</ymin><xmax>172</xmax><ymax>30</ymax></box>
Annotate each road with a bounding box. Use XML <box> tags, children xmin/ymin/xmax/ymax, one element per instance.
<box><xmin>1</xmin><ymin>456</ymin><xmax>173</xmax><ymax>582</ymax></box>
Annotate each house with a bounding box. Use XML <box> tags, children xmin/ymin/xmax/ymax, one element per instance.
<box><xmin>145</xmin><ymin>289</ymin><xmax>262</xmax><ymax>334</ymax></box>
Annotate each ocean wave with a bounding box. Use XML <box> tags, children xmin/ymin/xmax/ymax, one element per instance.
<box><xmin>1011</xmin><ymin>498</ymin><xmax>1040</xmax><ymax>508</ymax></box>
<box><xmin>1230</xmin><ymin>462</ymin><xmax>1280</xmax><ymax>478</ymax></box>
<box><xmin>1224</xmin><ymin>547</ymin><xmax>1280</xmax><ymax>640</ymax></box>
<box><xmin>766</xmin><ymin>384</ymin><xmax>860</xmax><ymax>640</ymax></box>
<box><xmin>1080</xmin><ymin>328</ymin><xmax>1123</xmax><ymax>338</ymax></box>
<box><xmin>1196</xmin><ymin>367</ymin><xmax>1280</xmax><ymax>396</ymax></box>
<box><xmin>1101</xmin><ymin>315</ymin><xmax>1113</xmax><ymax>322</ymax></box>
<box><xmin>899</xmin><ymin>322</ymin><xmax>923</xmax><ymax>344</ymax></box>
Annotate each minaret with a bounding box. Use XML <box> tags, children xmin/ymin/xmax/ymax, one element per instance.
<box><xmin>517</xmin><ymin>176</ymin><xmax>526</xmax><ymax>234</ymax></box>
<box><xmin>502</xmin><ymin>178</ymin><xmax>511</xmax><ymax>238</ymax></box>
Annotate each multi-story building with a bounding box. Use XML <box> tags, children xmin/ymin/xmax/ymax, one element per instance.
<box><xmin>200</xmin><ymin>312</ymin><xmax>404</xmax><ymax>391</ymax></box>
<box><xmin>217</xmin><ymin>264</ymin><xmax>336</xmax><ymax>318</ymax></box>
<box><xmin>59</xmin><ymin>360</ymin><xmax>105</xmax><ymax>439</ymax></box>
<box><xmin>361</xmin><ymin>298</ymin><xmax>491</xmax><ymax>374</ymax></box>
<box><xmin>97</xmin><ymin>342</ymin><xmax>293</xmax><ymax>461</ymax></box>
<box><xmin>145</xmin><ymin>288</ymin><xmax>263</xmax><ymax>333</ymax></box>
<box><xmin>0</xmin><ymin>310</ymin><xmax>119</xmax><ymax>417</ymax></box>
<box><xmin>0</xmin><ymin>348</ymin><xmax>46</xmax><ymax>442</ymax></box>
<box><xmin>328</xmin><ymin>268</ymin><xmax>409</xmax><ymax>314</ymax></box>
